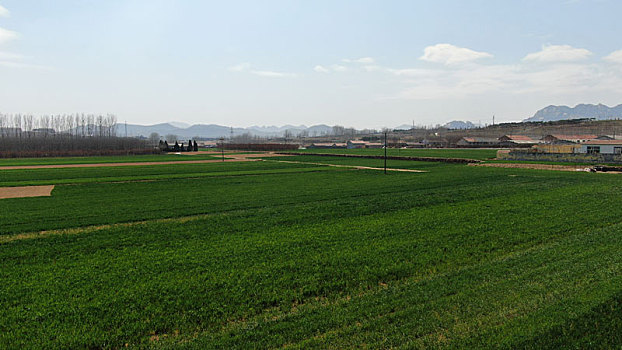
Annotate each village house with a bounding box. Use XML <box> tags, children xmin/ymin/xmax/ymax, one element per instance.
<box><xmin>456</xmin><ymin>137</ymin><xmax>500</xmax><ymax>147</ymax></box>
<box><xmin>196</xmin><ymin>141</ymin><xmax>219</xmax><ymax>148</ymax></box>
<box><xmin>347</xmin><ymin>140</ymin><xmax>383</xmax><ymax>149</ymax></box>
<box><xmin>533</xmin><ymin>144</ymin><xmax>580</xmax><ymax>154</ymax></box>
<box><xmin>578</xmin><ymin>140</ymin><xmax>622</xmax><ymax>155</ymax></box>
<box><xmin>32</xmin><ymin>128</ymin><xmax>56</xmax><ymax>135</ymax></box>
<box><xmin>347</xmin><ymin>140</ymin><xmax>367</xmax><ymax>149</ymax></box>
<box><xmin>422</xmin><ymin>137</ymin><xmax>447</xmax><ymax>148</ymax></box>
<box><xmin>403</xmin><ymin>142</ymin><xmax>425</xmax><ymax>148</ymax></box>
<box><xmin>498</xmin><ymin>135</ymin><xmax>538</xmax><ymax>147</ymax></box>
<box><xmin>541</xmin><ymin>134</ymin><xmax>602</xmax><ymax>144</ymax></box>
<box><xmin>308</xmin><ymin>142</ymin><xmax>347</xmax><ymax>149</ymax></box>
<box><xmin>0</xmin><ymin>127</ymin><xmax>22</xmax><ymax>137</ymax></box>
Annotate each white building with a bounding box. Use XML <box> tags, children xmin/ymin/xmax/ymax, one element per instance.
<box><xmin>579</xmin><ymin>140</ymin><xmax>622</xmax><ymax>154</ymax></box>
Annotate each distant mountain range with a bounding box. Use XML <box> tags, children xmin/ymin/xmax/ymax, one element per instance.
<box><xmin>443</xmin><ymin>121</ymin><xmax>477</xmax><ymax>129</ymax></box>
<box><xmin>525</xmin><ymin>103</ymin><xmax>622</xmax><ymax>122</ymax></box>
<box><xmin>115</xmin><ymin>123</ymin><xmax>334</xmax><ymax>139</ymax></box>
<box><xmin>395</xmin><ymin>121</ymin><xmax>478</xmax><ymax>130</ymax></box>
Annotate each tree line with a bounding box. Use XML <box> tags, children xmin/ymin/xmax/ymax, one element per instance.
<box><xmin>159</xmin><ymin>140</ymin><xmax>198</xmax><ymax>152</ymax></box>
<box><xmin>0</xmin><ymin>113</ymin><xmax>118</xmax><ymax>138</ymax></box>
<box><xmin>0</xmin><ymin>113</ymin><xmax>155</xmax><ymax>158</ymax></box>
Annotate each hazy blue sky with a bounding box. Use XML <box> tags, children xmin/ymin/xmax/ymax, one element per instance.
<box><xmin>1</xmin><ymin>0</ymin><xmax>622</xmax><ymax>128</ymax></box>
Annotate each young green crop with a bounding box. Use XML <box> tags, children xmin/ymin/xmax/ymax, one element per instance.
<box><xmin>0</xmin><ymin>153</ymin><xmax>225</xmax><ymax>166</ymax></box>
<box><xmin>0</xmin><ymin>160</ymin><xmax>322</xmax><ymax>187</ymax></box>
<box><xmin>1</xmin><ymin>158</ymin><xmax>622</xmax><ymax>348</ymax></box>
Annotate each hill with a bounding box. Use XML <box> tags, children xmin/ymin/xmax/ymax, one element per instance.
<box><xmin>444</xmin><ymin>120</ymin><xmax>477</xmax><ymax>129</ymax></box>
<box><xmin>525</xmin><ymin>103</ymin><xmax>622</xmax><ymax>122</ymax></box>
<box><xmin>115</xmin><ymin>123</ymin><xmax>333</xmax><ymax>139</ymax></box>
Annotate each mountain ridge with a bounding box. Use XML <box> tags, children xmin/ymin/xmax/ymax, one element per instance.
<box><xmin>524</xmin><ymin>103</ymin><xmax>622</xmax><ymax>122</ymax></box>
<box><xmin>115</xmin><ymin>123</ymin><xmax>334</xmax><ymax>139</ymax></box>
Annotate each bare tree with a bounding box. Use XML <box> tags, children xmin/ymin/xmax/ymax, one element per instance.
<box><xmin>332</xmin><ymin>125</ymin><xmax>345</xmax><ymax>136</ymax></box>
<box><xmin>165</xmin><ymin>134</ymin><xmax>178</xmax><ymax>143</ymax></box>
<box><xmin>283</xmin><ymin>129</ymin><xmax>292</xmax><ymax>143</ymax></box>
<box><xmin>149</xmin><ymin>132</ymin><xmax>161</xmax><ymax>146</ymax></box>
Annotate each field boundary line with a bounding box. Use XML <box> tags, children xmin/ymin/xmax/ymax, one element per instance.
<box><xmin>0</xmin><ymin>211</ymin><xmax>239</xmax><ymax>244</ymax></box>
<box><xmin>0</xmin><ymin>158</ymin><xmax>259</xmax><ymax>170</ymax></box>
<box><xmin>0</xmin><ymin>166</ymin><xmax>332</xmax><ymax>188</ymax></box>
<box><xmin>0</xmin><ymin>152</ymin><xmax>294</xmax><ymax>170</ymax></box>
<box><xmin>268</xmin><ymin>159</ymin><xmax>427</xmax><ymax>173</ymax></box>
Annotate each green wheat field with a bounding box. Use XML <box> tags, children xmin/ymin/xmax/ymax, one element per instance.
<box><xmin>1</xmin><ymin>151</ymin><xmax>621</xmax><ymax>349</ymax></box>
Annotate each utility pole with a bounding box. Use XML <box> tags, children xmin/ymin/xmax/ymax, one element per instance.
<box><xmin>384</xmin><ymin>132</ymin><xmax>387</xmax><ymax>175</ymax></box>
<box><xmin>124</xmin><ymin>120</ymin><xmax>128</xmax><ymax>155</ymax></box>
<box><xmin>220</xmin><ymin>137</ymin><xmax>225</xmax><ymax>162</ymax></box>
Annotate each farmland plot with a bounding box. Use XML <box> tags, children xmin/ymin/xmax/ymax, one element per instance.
<box><xmin>1</xmin><ymin>156</ymin><xmax>622</xmax><ymax>348</ymax></box>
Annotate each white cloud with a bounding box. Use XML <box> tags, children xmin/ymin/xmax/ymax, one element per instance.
<box><xmin>394</xmin><ymin>64</ymin><xmax>519</xmax><ymax>100</ymax></box>
<box><xmin>363</xmin><ymin>65</ymin><xmax>383</xmax><ymax>72</ymax></box>
<box><xmin>0</xmin><ymin>60</ymin><xmax>50</xmax><ymax>70</ymax></box>
<box><xmin>391</xmin><ymin>59</ymin><xmax>622</xmax><ymax>101</ymax></box>
<box><xmin>343</xmin><ymin>57</ymin><xmax>375</xmax><ymax>64</ymax></box>
<box><xmin>523</xmin><ymin>44</ymin><xmax>592</xmax><ymax>63</ymax></box>
<box><xmin>0</xmin><ymin>51</ymin><xmax>23</xmax><ymax>60</ymax></box>
<box><xmin>0</xmin><ymin>27</ymin><xmax>18</xmax><ymax>44</ymax></box>
<box><xmin>356</xmin><ymin>57</ymin><xmax>375</xmax><ymax>64</ymax></box>
<box><xmin>604</xmin><ymin>50</ymin><xmax>622</xmax><ymax>64</ymax></box>
<box><xmin>420</xmin><ymin>44</ymin><xmax>493</xmax><ymax>65</ymax></box>
<box><xmin>229</xmin><ymin>62</ymin><xmax>296</xmax><ymax>77</ymax></box>
<box><xmin>251</xmin><ymin>70</ymin><xmax>297</xmax><ymax>78</ymax></box>
<box><xmin>228</xmin><ymin>62</ymin><xmax>251</xmax><ymax>72</ymax></box>
<box><xmin>0</xmin><ymin>10</ymin><xmax>43</xmax><ymax>70</ymax></box>
<box><xmin>229</xmin><ymin>63</ymin><xmax>296</xmax><ymax>77</ymax></box>
<box><xmin>0</xmin><ymin>50</ymin><xmax>51</xmax><ymax>70</ymax></box>
<box><xmin>314</xmin><ymin>63</ymin><xmax>364</xmax><ymax>73</ymax></box>
<box><xmin>389</xmin><ymin>68</ymin><xmax>442</xmax><ymax>78</ymax></box>
<box><xmin>362</xmin><ymin>46</ymin><xmax>621</xmax><ymax>101</ymax></box>
<box><xmin>315</xmin><ymin>57</ymin><xmax>376</xmax><ymax>73</ymax></box>
<box><xmin>314</xmin><ymin>65</ymin><xmax>329</xmax><ymax>73</ymax></box>
<box><xmin>0</xmin><ymin>5</ymin><xmax>9</xmax><ymax>18</ymax></box>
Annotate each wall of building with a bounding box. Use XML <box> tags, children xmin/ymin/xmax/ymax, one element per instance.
<box><xmin>578</xmin><ymin>145</ymin><xmax>622</xmax><ymax>154</ymax></box>
<box><xmin>534</xmin><ymin>144</ymin><xmax>579</xmax><ymax>154</ymax></box>
<box><xmin>499</xmin><ymin>151</ymin><xmax>622</xmax><ymax>164</ymax></box>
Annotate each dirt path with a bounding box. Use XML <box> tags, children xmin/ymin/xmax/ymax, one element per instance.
<box><xmin>0</xmin><ymin>185</ymin><xmax>55</xmax><ymax>199</ymax></box>
<box><xmin>0</xmin><ymin>153</ymin><xmax>291</xmax><ymax>170</ymax></box>
<box><xmin>271</xmin><ymin>160</ymin><xmax>426</xmax><ymax>173</ymax></box>
<box><xmin>0</xmin><ymin>159</ymin><xmax>253</xmax><ymax>170</ymax></box>
<box><xmin>469</xmin><ymin>163</ymin><xmax>593</xmax><ymax>172</ymax></box>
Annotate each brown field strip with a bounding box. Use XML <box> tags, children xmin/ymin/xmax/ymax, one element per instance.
<box><xmin>0</xmin><ymin>185</ymin><xmax>55</xmax><ymax>199</ymax></box>
<box><xmin>0</xmin><ymin>159</ymin><xmax>252</xmax><ymax>170</ymax></box>
<box><xmin>0</xmin><ymin>153</ymin><xmax>292</xmax><ymax>170</ymax></box>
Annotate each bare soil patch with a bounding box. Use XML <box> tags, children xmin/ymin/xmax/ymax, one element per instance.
<box><xmin>0</xmin><ymin>185</ymin><xmax>55</xmax><ymax>199</ymax></box>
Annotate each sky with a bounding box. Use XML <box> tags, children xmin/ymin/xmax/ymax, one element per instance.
<box><xmin>1</xmin><ymin>0</ymin><xmax>622</xmax><ymax>129</ymax></box>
